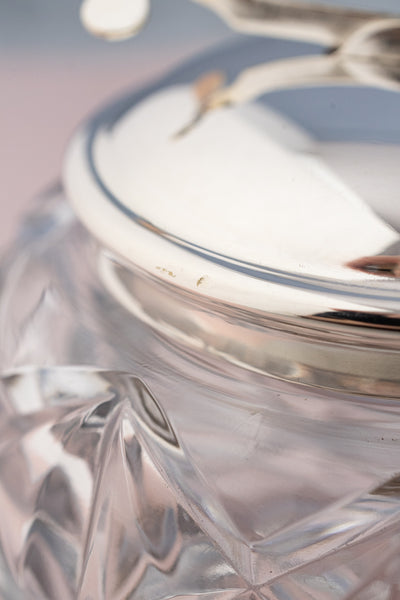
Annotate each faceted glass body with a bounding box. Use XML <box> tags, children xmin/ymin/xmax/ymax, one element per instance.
<box><xmin>0</xmin><ymin>190</ymin><xmax>400</xmax><ymax>599</ymax></box>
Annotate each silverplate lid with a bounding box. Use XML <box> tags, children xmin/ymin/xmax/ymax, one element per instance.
<box><xmin>65</xmin><ymin>6</ymin><xmax>400</xmax><ymax>394</ymax></box>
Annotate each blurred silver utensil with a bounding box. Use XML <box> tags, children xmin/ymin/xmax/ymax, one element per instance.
<box><xmin>177</xmin><ymin>17</ymin><xmax>400</xmax><ymax>136</ymax></box>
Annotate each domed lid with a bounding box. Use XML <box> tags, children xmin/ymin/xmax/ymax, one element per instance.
<box><xmin>65</xmin><ymin>6</ymin><xmax>400</xmax><ymax>393</ymax></box>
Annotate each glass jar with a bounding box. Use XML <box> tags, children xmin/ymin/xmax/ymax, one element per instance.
<box><xmin>1</xmin><ymin>3</ymin><xmax>400</xmax><ymax>598</ymax></box>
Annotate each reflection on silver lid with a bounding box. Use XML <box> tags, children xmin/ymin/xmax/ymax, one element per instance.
<box><xmin>65</xmin><ymin>24</ymin><xmax>400</xmax><ymax>393</ymax></box>
<box><xmin>64</xmin><ymin>49</ymin><xmax>400</xmax><ymax>314</ymax></box>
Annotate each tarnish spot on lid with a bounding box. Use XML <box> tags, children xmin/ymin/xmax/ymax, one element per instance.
<box><xmin>156</xmin><ymin>266</ymin><xmax>176</xmax><ymax>278</ymax></box>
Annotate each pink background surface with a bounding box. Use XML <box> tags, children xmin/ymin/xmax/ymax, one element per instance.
<box><xmin>0</xmin><ymin>1</ymin><xmax>231</xmax><ymax>248</ymax></box>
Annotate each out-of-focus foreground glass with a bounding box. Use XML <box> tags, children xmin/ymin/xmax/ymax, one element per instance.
<box><xmin>1</xmin><ymin>1</ymin><xmax>400</xmax><ymax>598</ymax></box>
